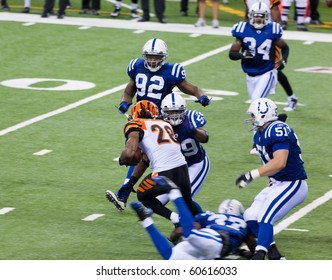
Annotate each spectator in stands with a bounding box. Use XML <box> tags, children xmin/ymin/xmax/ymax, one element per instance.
<box><xmin>1</xmin><ymin>0</ymin><xmax>10</xmax><ymax>10</ymax></box>
<box><xmin>79</xmin><ymin>0</ymin><xmax>100</xmax><ymax>15</ymax></box>
<box><xmin>22</xmin><ymin>0</ymin><xmax>30</xmax><ymax>13</ymax></box>
<box><xmin>195</xmin><ymin>0</ymin><xmax>220</xmax><ymax>28</ymax></box>
<box><xmin>138</xmin><ymin>0</ymin><xmax>166</xmax><ymax>23</ymax></box>
<box><xmin>41</xmin><ymin>0</ymin><xmax>67</xmax><ymax>19</ymax></box>
<box><xmin>110</xmin><ymin>0</ymin><xmax>139</xmax><ymax>18</ymax></box>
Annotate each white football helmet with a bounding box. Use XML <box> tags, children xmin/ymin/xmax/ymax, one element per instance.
<box><xmin>161</xmin><ymin>92</ymin><xmax>186</xmax><ymax>126</ymax></box>
<box><xmin>142</xmin><ymin>38</ymin><xmax>168</xmax><ymax>72</ymax></box>
<box><xmin>248</xmin><ymin>1</ymin><xmax>270</xmax><ymax>29</ymax></box>
<box><xmin>218</xmin><ymin>199</ymin><xmax>245</xmax><ymax>216</ymax></box>
<box><xmin>245</xmin><ymin>98</ymin><xmax>278</xmax><ymax>130</ymax></box>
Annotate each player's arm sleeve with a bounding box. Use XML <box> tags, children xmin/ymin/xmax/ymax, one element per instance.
<box><xmin>281</xmin><ymin>43</ymin><xmax>289</xmax><ymax>62</ymax></box>
<box><xmin>124</xmin><ymin>120</ymin><xmax>144</xmax><ymax>142</ymax></box>
<box><xmin>229</xmin><ymin>38</ymin><xmax>244</xmax><ymax>60</ymax></box>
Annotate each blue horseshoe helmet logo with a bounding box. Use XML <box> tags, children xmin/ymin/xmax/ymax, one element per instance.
<box><xmin>257</xmin><ymin>101</ymin><xmax>269</xmax><ymax>114</ymax></box>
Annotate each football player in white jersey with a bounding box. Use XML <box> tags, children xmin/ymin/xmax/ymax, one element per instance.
<box><xmin>107</xmin><ymin>94</ymin><xmax>209</xmax><ymax>226</ymax></box>
<box><xmin>113</xmin><ymin>100</ymin><xmax>201</xmax><ymax>221</ymax></box>
<box><xmin>235</xmin><ymin>98</ymin><xmax>308</xmax><ymax>259</ymax></box>
<box><xmin>131</xmin><ymin>176</ymin><xmax>250</xmax><ymax>260</ymax></box>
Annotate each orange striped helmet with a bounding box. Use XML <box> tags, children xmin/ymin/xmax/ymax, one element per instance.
<box><xmin>130</xmin><ymin>100</ymin><xmax>159</xmax><ymax>119</ymax></box>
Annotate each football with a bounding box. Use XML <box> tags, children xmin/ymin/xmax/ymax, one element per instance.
<box><xmin>131</xmin><ymin>148</ymin><xmax>143</xmax><ymax>165</ymax></box>
<box><xmin>327</xmin><ymin>0</ymin><xmax>332</xmax><ymax>7</ymax></box>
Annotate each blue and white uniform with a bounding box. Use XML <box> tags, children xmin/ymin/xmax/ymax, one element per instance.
<box><xmin>195</xmin><ymin>212</ymin><xmax>248</xmax><ymax>254</ymax></box>
<box><xmin>174</xmin><ymin>110</ymin><xmax>210</xmax><ymax>197</ymax></box>
<box><xmin>157</xmin><ymin>110</ymin><xmax>210</xmax><ymax>206</ymax></box>
<box><xmin>244</xmin><ymin>120</ymin><xmax>308</xmax><ymax>251</ymax></box>
<box><xmin>127</xmin><ymin>58</ymin><xmax>185</xmax><ymax>109</ymax></box>
<box><xmin>231</xmin><ymin>21</ymin><xmax>283</xmax><ymax>100</ymax></box>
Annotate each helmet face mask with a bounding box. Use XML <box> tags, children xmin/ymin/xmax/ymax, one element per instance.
<box><xmin>218</xmin><ymin>199</ymin><xmax>245</xmax><ymax>216</ymax></box>
<box><xmin>245</xmin><ymin>98</ymin><xmax>278</xmax><ymax>131</ymax></box>
<box><xmin>248</xmin><ymin>2</ymin><xmax>270</xmax><ymax>29</ymax></box>
<box><xmin>142</xmin><ymin>38</ymin><xmax>168</xmax><ymax>72</ymax></box>
<box><xmin>161</xmin><ymin>93</ymin><xmax>186</xmax><ymax>126</ymax></box>
<box><xmin>130</xmin><ymin>100</ymin><xmax>159</xmax><ymax>119</ymax></box>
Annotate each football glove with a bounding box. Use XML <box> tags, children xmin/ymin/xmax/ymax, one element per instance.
<box><xmin>118</xmin><ymin>101</ymin><xmax>131</xmax><ymax>114</ymax></box>
<box><xmin>235</xmin><ymin>169</ymin><xmax>260</xmax><ymax>188</ymax></box>
<box><xmin>275</xmin><ymin>59</ymin><xmax>287</xmax><ymax>70</ymax></box>
<box><xmin>195</xmin><ymin>95</ymin><xmax>211</xmax><ymax>107</ymax></box>
<box><xmin>242</xmin><ymin>50</ymin><xmax>254</xmax><ymax>59</ymax></box>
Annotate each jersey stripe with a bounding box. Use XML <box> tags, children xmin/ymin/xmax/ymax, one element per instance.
<box><xmin>128</xmin><ymin>58</ymin><xmax>138</xmax><ymax>72</ymax></box>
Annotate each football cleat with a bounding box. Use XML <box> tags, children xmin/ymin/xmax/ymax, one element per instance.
<box><xmin>281</xmin><ymin>21</ymin><xmax>287</xmax><ymax>30</ymax></box>
<box><xmin>105</xmin><ymin>190</ymin><xmax>126</xmax><ymax>211</ymax></box>
<box><xmin>284</xmin><ymin>97</ymin><xmax>298</xmax><ymax>111</ymax></box>
<box><xmin>111</xmin><ymin>8</ymin><xmax>121</xmax><ymax>17</ymax></box>
<box><xmin>131</xmin><ymin>9</ymin><xmax>139</xmax><ymax>18</ymax></box>
<box><xmin>251</xmin><ymin>250</ymin><xmax>266</xmax><ymax>260</ymax></box>
<box><xmin>310</xmin><ymin>20</ymin><xmax>323</xmax><ymax>25</ymax></box>
<box><xmin>297</xmin><ymin>23</ymin><xmax>308</xmax><ymax>31</ymax></box>
<box><xmin>267</xmin><ymin>244</ymin><xmax>286</xmax><ymax>260</ymax></box>
<box><xmin>22</xmin><ymin>7</ymin><xmax>30</xmax><ymax>13</ymax></box>
<box><xmin>130</xmin><ymin>201</ymin><xmax>153</xmax><ymax>221</ymax></box>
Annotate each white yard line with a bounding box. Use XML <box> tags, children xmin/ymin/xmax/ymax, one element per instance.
<box><xmin>0</xmin><ymin>84</ymin><xmax>126</xmax><ymax>136</ymax></box>
<box><xmin>0</xmin><ymin>49</ymin><xmax>231</xmax><ymax>136</ymax></box>
<box><xmin>274</xmin><ymin>189</ymin><xmax>332</xmax><ymax>234</ymax></box>
<box><xmin>1</xmin><ymin>12</ymin><xmax>332</xmax><ymax>42</ymax></box>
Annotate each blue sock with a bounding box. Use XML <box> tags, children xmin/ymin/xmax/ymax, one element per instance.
<box><xmin>124</xmin><ymin>165</ymin><xmax>135</xmax><ymax>183</ymax></box>
<box><xmin>145</xmin><ymin>224</ymin><xmax>172</xmax><ymax>259</ymax></box>
<box><xmin>118</xmin><ymin>165</ymin><xmax>135</xmax><ymax>198</ymax></box>
<box><xmin>257</xmin><ymin>223</ymin><xmax>274</xmax><ymax>250</ymax></box>
<box><xmin>173</xmin><ymin>197</ymin><xmax>194</xmax><ymax>237</ymax></box>
<box><xmin>246</xmin><ymin>220</ymin><xmax>259</xmax><ymax>237</ymax></box>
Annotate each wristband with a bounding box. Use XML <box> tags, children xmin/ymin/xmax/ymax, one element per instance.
<box><xmin>250</xmin><ymin>169</ymin><xmax>260</xmax><ymax>180</ymax></box>
<box><xmin>128</xmin><ymin>176</ymin><xmax>138</xmax><ymax>186</ymax></box>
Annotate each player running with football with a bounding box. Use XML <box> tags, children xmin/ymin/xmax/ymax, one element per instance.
<box><xmin>107</xmin><ymin>38</ymin><xmax>210</xmax><ymax>211</ymax></box>
<box><xmin>235</xmin><ymin>97</ymin><xmax>308</xmax><ymax>259</ymax></box>
<box><xmin>107</xmin><ymin>93</ymin><xmax>210</xmax><ymax>228</ymax></box>
<box><xmin>115</xmin><ymin>100</ymin><xmax>201</xmax><ymax>222</ymax></box>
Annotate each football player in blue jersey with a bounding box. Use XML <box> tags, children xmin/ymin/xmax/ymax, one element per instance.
<box><xmin>235</xmin><ymin>97</ymin><xmax>308</xmax><ymax>259</ymax></box>
<box><xmin>229</xmin><ymin>2</ymin><xmax>289</xmax><ymax>102</ymax></box>
<box><xmin>106</xmin><ymin>93</ymin><xmax>210</xmax><ymax>225</ymax></box>
<box><xmin>131</xmin><ymin>176</ymin><xmax>253</xmax><ymax>260</ymax></box>
<box><xmin>117</xmin><ymin>38</ymin><xmax>211</xmax><ymax>114</ymax></box>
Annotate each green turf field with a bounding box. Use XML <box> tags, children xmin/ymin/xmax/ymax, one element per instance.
<box><xmin>0</xmin><ymin>2</ymin><xmax>332</xmax><ymax>260</ymax></box>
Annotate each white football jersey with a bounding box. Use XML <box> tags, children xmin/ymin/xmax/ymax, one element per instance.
<box><xmin>124</xmin><ymin>118</ymin><xmax>187</xmax><ymax>172</ymax></box>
